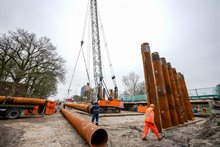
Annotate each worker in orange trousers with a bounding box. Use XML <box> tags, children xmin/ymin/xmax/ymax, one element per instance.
<box><xmin>142</xmin><ymin>104</ymin><xmax>164</xmax><ymax>141</ymax></box>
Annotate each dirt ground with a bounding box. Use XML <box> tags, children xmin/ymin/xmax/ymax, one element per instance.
<box><xmin>0</xmin><ymin>109</ymin><xmax>219</xmax><ymax>147</ymax></box>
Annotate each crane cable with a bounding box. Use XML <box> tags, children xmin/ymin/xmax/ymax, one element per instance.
<box><xmin>67</xmin><ymin>0</ymin><xmax>90</xmax><ymax>98</ymax></box>
<box><xmin>98</xmin><ymin>9</ymin><xmax>117</xmax><ymax>88</ymax></box>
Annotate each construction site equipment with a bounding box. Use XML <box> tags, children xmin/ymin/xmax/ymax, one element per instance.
<box><xmin>98</xmin><ymin>99</ymin><xmax>120</xmax><ymax>112</ymax></box>
<box><xmin>60</xmin><ymin>108</ymin><xmax>108</xmax><ymax>146</ymax></box>
<box><xmin>152</xmin><ymin>52</ymin><xmax>172</xmax><ymax>129</ymax></box>
<box><xmin>90</xmin><ymin>0</ymin><xmax>120</xmax><ymax>111</ymax></box>
<box><xmin>64</xmin><ymin>103</ymin><xmax>92</xmax><ymax>114</ymax></box>
<box><xmin>141</xmin><ymin>42</ymin><xmax>162</xmax><ymax>133</ymax></box>
<box><xmin>0</xmin><ymin>96</ymin><xmax>56</xmax><ymax>119</ymax></box>
<box><xmin>67</xmin><ymin>0</ymin><xmax>120</xmax><ymax>112</ymax></box>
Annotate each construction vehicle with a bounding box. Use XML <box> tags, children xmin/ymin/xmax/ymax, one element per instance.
<box><xmin>68</xmin><ymin>0</ymin><xmax>121</xmax><ymax>112</ymax></box>
<box><xmin>0</xmin><ymin>96</ymin><xmax>56</xmax><ymax>119</ymax></box>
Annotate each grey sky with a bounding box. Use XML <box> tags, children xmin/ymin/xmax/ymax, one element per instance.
<box><xmin>0</xmin><ymin>0</ymin><xmax>219</xmax><ymax>100</ymax></box>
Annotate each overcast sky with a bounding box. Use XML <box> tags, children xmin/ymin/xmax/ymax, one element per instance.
<box><xmin>1</xmin><ymin>0</ymin><xmax>219</xmax><ymax>100</ymax></box>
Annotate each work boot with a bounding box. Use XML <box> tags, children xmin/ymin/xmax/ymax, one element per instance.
<box><xmin>142</xmin><ymin>136</ymin><xmax>147</xmax><ymax>141</ymax></box>
<box><xmin>158</xmin><ymin>135</ymin><xmax>164</xmax><ymax>141</ymax></box>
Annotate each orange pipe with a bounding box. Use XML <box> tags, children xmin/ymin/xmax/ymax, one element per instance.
<box><xmin>60</xmin><ymin>108</ymin><xmax>108</xmax><ymax>146</ymax></box>
<box><xmin>180</xmin><ymin>73</ymin><xmax>194</xmax><ymax>119</ymax></box>
<box><xmin>64</xmin><ymin>103</ymin><xmax>92</xmax><ymax>114</ymax></box>
<box><xmin>178</xmin><ymin>73</ymin><xmax>194</xmax><ymax>120</ymax></box>
<box><xmin>152</xmin><ymin>52</ymin><xmax>172</xmax><ymax>129</ymax></box>
<box><xmin>172</xmin><ymin>68</ymin><xmax>188</xmax><ymax>122</ymax></box>
<box><xmin>141</xmin><ymin>43</ymin><xmax>162</xmax><ymax>133</ymax></box>
<box><xmin>167</xmin><ymin>64</ymin><xmax>184</xmax><ymax>124</ymax></box>
<box><xmin>161</xmin><ymin>58</ymin><xmax>179</xmax><ymax>126</ymax></box>
<box><xmin>0</xmin><ymin>96</ymin><xmax>46</xmax><ymax>105</ymax></box>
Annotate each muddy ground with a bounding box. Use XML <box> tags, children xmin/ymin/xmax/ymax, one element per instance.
<box><xmin>0</xmin><ymin>109</ymin><xmax>219</xmax><ymax>147</ymax></box>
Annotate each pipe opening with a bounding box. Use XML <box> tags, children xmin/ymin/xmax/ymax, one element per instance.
<box><xmin>91</xmin><ymin>128</ymin><xmax>108</xmax><ymax>146</ymax></box>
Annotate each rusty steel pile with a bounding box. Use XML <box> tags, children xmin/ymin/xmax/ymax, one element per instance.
<box><xmin>60</xmin><ymin>106</ymin><xmax>108</xmax><ymax>146</ymax></box>
<box><xmin>64</xmin><ymin>103</ymin><xmax>92</xmax><ymax>114</ymax></box>
<box><xmin>141</xmin><ymin>42</ymin><xmax>194</xmax><ymax>132</ymax></box>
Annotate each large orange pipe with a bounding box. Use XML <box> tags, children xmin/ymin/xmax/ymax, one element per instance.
<box><xmin>178</xmin><ymin>73</ymin><xmax>194</xmax><ymax>120</ymax></box>
<box><xmin>152</xmin><ymin>52</ymin><xmax>172</xmax><ymax>129</ymax></box>
<box><xmin>60</xmin><ymin>108</ymin><xmax>108</xmax><ymax>146</ymax></box>
<box><xmin>167</xmin><ymin>63</ymin><xmax>184</xmax><ymax>124</ymax></box>
<box><xmin>161</xmin><ymin>58</ymin><xmax>179</xmax><ymax>126</ymax></box>
<box><xmin>0</xmin><ymin>96</ymin><xmax>46</xmax><ymax>105</ymax></box>
<box><xmin>64</xmin><ymin>103</ymin><xmax>92</xmax><ymax>114</ymax></box>
<box><xmin>180</xmin><ymin>73</ymin><xmax>194</xmax><ymax>119</ymax></box>
<box><xmin>172</xmin><ymin>68</ymin><xmax>188</xmax><ymax>122</ymax></box>
<box><xmin>141</xmin><ymin>43</ymin><xmax>162</xmax><ymax>133</ymax></box>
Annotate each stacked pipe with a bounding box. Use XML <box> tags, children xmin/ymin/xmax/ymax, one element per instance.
<box><xmin>141</xmin><ymin>42</ymin><xmax>194</xmax><ymax>130</ymax></box>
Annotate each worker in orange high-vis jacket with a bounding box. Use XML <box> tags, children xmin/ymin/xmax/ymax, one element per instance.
<box><xmin>142</xmin><ymin>104</ymin><xmax>164</xmax><ymax>141</ymax></box>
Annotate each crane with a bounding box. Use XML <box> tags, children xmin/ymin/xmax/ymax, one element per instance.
<box><xmin>90</xmin><ymin>0</ymin><xmax>120</xmax><ymax>112</ymax></box>
<box><xmin>67</xmin><ymin>0</ymin><xmax>121</xmax><ymax>112</ymax></box>
<box><xmin>90</xmin><ymin>0</ymin><xmax>118</xmax><ymax>101</ymax></box>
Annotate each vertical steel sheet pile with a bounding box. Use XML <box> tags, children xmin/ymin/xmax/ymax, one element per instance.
<box><xmin>141</xmin><ymin>42</ymin><xmax>194</xmax><ymax>130</ymax></box>
<box><xmin>60</xmin><ymin>108</ymin><xmax>108</xmax><ymax>146</ymax></box>
<box><xmin>141</xmin><ymin>42</ymin><xmax>162</xmax><ymax>133</ymax></box>
<box><xmin>152</xmin><ymin>52</ymin><xmax>172</xmax><ymax>129</ymax></box>
<box><xmin>64</xmin><ymin>103</ymin><xmax>92</xmax><ymax>114</ymax></box>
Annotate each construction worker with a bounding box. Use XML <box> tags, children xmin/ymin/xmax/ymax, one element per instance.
<box><xmin>91</xmin><ymin>102</ymin><xmax>100</xmax><ymax>125</ymax></box>
<box><xmin>142</xmin><ymin>104</ymin><xmax>164</xmax><ymax>141</ymax></box>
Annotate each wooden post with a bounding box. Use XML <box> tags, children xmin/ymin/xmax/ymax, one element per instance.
<box><xmin>141</xmin><ymin>43</ymin><xmax>162</xmax><ymax>133</ymax></box>
<box><xmin>152</xmin><ymin>52</ymin><xmax>172</xmax><ymax>129</ymax></box>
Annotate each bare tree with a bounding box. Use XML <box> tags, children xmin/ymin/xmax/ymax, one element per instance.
<box><xmin>122</xmin><ymin>71</ymin><xmax>140</xmax><ymax>95</ymax></box>
<box><xmin>0</xmin><ymin>29</ymin><xmax>66</xmax><ymax>98</ymax></box>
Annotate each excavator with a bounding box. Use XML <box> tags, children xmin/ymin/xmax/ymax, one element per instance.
<box><xmin>68</xmin><ymin>0</ymin><xmax>121</xmax><ymax>113</ymax></box>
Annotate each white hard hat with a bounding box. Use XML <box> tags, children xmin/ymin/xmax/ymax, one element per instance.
<box><xmin>150</xmin><ymin>104</ymin><xmax>155</xmax><ymax>107</ymax></box>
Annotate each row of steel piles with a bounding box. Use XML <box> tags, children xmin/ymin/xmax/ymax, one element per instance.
<box><xmin>61</xmin><ymin>104</ymin><xmax>108</xmax><ymax>146</ymax></box>
<box><xmin>141</xmin><ymin>42</ymin><xmax>194</xmax><ymax>132</ymax></box>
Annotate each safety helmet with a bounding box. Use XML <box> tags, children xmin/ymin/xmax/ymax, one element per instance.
<box><xmin>150</xmin><ymin>104</ymin><xmax>155</xmax><ymax>107</ymax></box>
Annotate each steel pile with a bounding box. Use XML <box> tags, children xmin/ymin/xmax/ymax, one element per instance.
<box><xmin>60</xmin><ymin>108</ymin><xmax>108</xmax><ymax>146</ymax></box>
<box><xmin>0</xmin><ymin>96</ymin><xmax>46</xmax><ymax>105</ymax></box>
<box><xmin>64</xmin><ymin>103</ymin><xmax>92</xmax><ymax>114</ymax></box>
<box><xmin>141</xmin><ymin>42</ymin><xmax>194</xmax><ymax>132</ymax></box>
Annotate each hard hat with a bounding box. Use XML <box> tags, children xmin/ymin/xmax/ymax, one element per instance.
<box><xmin>150</xmin><ymin>104</ymin><xmax>155</xmax><ymax>107</ymax></box>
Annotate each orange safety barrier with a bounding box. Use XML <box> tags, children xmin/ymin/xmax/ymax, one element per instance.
<box><xmin>45</xmin><ymin>101</ymin><xmax>56</xmax><ymax>115</ymax></box>
<box><xmin>138</xmin><ymin>106</ymin><xmax>147</xmax><ymax>113</ymax></box>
